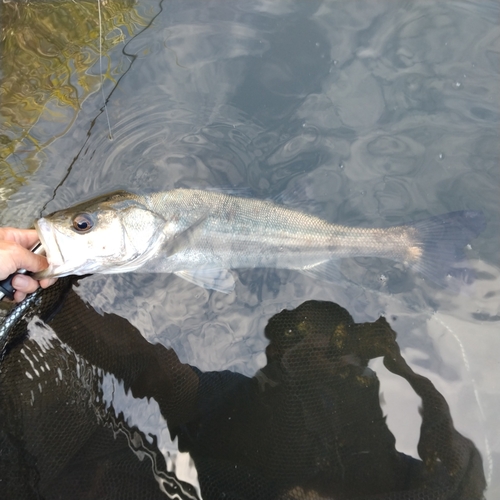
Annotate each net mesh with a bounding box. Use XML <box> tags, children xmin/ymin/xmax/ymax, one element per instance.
<box><xmin>0</xmin><ymin>278</ymin><xmax>486</xmax><ymax>499</ymax></box>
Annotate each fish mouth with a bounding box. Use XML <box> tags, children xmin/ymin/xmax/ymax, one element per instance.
<box><xmin>33</xmin><ymin>218</ymin><xmax>64</xmax><ymax>279</ymax></box>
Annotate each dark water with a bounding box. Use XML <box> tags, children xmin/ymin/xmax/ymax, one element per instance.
<box><xmin>1</xmin><ymin>0</ymin><xmax>499</xmax><ymax>498</ymax></box>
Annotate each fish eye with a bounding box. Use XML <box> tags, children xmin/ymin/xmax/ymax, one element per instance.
<box><xmin>72</xmin><ymin>213</ymin><xmax>94</xmax><ymax>233</ymax></box>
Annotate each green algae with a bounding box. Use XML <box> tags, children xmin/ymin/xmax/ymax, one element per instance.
<box><xmin>0</xmin><ymin>0</ymin><xmax>148</xmax><ymax>206</ymax></box>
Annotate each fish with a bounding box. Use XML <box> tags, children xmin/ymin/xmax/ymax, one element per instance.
<box><xmin>33</xmin><ymin>189</ymin><xmax>486</xmax><ymax>293</ymax></box>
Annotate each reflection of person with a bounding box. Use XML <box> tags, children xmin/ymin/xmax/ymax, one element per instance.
<box><xmin>0</xmin><ymin>227</ymin><xmax>55</xmax><ymax>302</ymax></box>
<box><xmin>48</xmin><ymin>291</ymin><xmax>485</xmax><ymax>500</ymax></box>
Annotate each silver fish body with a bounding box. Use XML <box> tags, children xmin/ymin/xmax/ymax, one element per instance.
<box><xmin>34</xmin><ymin>189</ymin><xmax>485</xmax><ymax>292</ymax></box>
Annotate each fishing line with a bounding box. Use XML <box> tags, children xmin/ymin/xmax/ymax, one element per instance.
<box><xmin>40</xmin><ymin>0</ymin><xmax>166</xmax><ymax>216</ymax></box>
<box><xmin>98</xmin><ymin>0</ymin><xmax>113</xmax><ymax>140</ymax></box>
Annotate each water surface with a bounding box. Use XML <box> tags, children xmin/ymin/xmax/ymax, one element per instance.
<box><xmin>1</xmin><ymin>0</ymin><xmax>499</xmax><ymax>498</ymax></box>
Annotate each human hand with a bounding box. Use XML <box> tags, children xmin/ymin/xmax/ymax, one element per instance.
<box><xmin>0</xmin><ymin>227</ymin><xmax>57</xmax><ymax>302</ymax></box>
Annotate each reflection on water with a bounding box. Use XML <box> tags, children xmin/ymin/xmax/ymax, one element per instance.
<box><xmin>0</xmin><ymin>0</ymin><xmax>499</xmax><ymax>498</ymax></box>
<box><xmin>0</xmin><ymin>0</ymin><xmax>149</xmax><ymax>208</ymax></box>
<box><xmin>0</xmin><ymin>278</ymin><xmax>486</xmax><ymax>498</ymax></box>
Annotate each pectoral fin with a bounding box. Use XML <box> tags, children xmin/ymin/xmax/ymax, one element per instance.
<box><xmin>163</xmin><ymin>214</ymin><xmax>208</xmax><ymax>257</ymax></box>
<box><xmin>174</xmin><ymin>269</ymin><xmax>236</xmax><ymax>293</ymax></box>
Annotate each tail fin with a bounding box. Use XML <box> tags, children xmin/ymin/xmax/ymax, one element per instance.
<box><xmin>409</xmin><ymin>210</ymin><xmax>486</xmax><ymax>288</ymax></box>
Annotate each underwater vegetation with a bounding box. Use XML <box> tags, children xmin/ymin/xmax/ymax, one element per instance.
<box><xmin>0</xmin><ymin>0</ymin><xmax>147</xmax><ymax>210</ymax></box>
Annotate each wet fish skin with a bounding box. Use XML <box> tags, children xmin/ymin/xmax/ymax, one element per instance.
<box><xmin>33</xmin><ymin>189</ymin><xmax>485</xmax><ymax>292</ymax></box>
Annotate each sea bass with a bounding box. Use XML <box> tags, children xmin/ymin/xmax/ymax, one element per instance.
<box><xmin>33</xmin><ymin>189</ymin><xmax>485</xmax><ymax>292</ymax></box>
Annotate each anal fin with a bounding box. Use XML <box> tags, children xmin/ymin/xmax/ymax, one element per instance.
<box><xmin>174</xmin><ymin>269</ymin><xmax>235</xmax><ymax>293</ymax></box>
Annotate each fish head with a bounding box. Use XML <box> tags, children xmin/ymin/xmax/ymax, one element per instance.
<box><xmin>34</xmin><ymin>191</ymin><xmax>166</xmax><ymax>278</ymax></box>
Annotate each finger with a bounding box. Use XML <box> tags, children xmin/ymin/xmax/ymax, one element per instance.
<box><xmin>10</xmin><ymin>247</ymin><xmax>48</xmax><ymax>274</ymax></box>
<box><xmin>13</xmin><ymin>290</ymin><xmax>28</xmax><ymax>303</ymax></box>
<box><xmin>0</xmin><ymin>228</ymin><xmax>39</xmax><ymax>249</ymax></box>
<box><xmin>40</xmin><ymin>277</ymin><xmax>57</xmax><ymax>289</ymax></box>
<box><xmin>12</xmin><ymin>274</ymin><xmax>40</xmax><ymax>294</ymax></box>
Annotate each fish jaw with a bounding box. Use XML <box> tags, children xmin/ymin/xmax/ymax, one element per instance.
<box><xmin>34</xmin><ymin>218</ymin><xmax>64</xmax><ymax>278</ymax></box>
<box><xmin>33</xmin><ymin>217</ymin><xmax>91</xmax><ymax>278</ymax></box>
